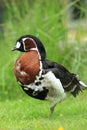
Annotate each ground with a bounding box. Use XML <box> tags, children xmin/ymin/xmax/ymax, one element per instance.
<box><xmin>0</xmin><ymin>91</ymin><xmax>87</xmax><ymax>130</ymax></box>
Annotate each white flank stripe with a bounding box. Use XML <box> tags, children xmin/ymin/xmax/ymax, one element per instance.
<box><xmin>70</xmin><ymin>85</ymin><xmax>77</xmax><ymax>92</ymax></box>
<box><xmin>79</xmin><ymin>81</ymin><xmax>87</xmax><ymax>87</ymax></box>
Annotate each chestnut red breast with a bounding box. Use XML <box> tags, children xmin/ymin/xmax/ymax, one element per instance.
<box><xmin>14</xmin><ymin>51</ymin><xmax>40</xmax><ymax>85</ymax></box>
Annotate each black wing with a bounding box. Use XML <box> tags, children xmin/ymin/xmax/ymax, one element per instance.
<box><xmin>42</xmin><ymin>59</ymin><xmax>75</xmax><ymax>85</ymax></box>
<box><xmin>42</xmin><ymin>59</ymin><xmax>81</xmax><ymax>97</ymax></box>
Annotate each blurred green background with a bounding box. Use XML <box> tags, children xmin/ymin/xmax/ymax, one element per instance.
<box><xmin>0</xmin><ymin>0</ymin><xmax>87</xmax><ymax>129</ymax></box>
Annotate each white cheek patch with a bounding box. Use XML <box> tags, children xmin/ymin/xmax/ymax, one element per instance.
<box><xmin>16</xmin><ymin>42</ymin><xmax>21</xmax><ymax>49</ymax></box>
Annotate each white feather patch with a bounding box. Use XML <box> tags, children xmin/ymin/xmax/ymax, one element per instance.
<box><xmin>44</xmin><ymin>71</ymin><xmax>66</xmax><ymax>101</ymax></box>
<box><xmin>79</xmin><ymin>81</ymin><xmax>87</xmax><ymax>87</ymax></box>
<box><xmin>16</xmin><ymin>42</ymin><xmax>21</xmax><ymax>49</ymax></box>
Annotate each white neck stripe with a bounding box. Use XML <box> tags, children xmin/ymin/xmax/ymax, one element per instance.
<box><xmin>30</xmin><ymin>48</ymin><xmax>38</xmax><ymax>51</ymax></box>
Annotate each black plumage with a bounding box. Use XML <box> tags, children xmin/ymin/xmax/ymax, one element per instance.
<box><xmin>42</xmin><ymin>59</ymin><xmax>81</xmax><ymax>97</ymax></box>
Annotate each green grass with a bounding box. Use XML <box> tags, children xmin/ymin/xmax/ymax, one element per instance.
<box><xmin>0</xmin><ymin>91</ymin><xmax>87</xmax><ymax>130</ymax></box>
<box><xmin>0</xmin><ymin>0</ymin><xmax>87</xmax><ymax>129</ymax></box>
